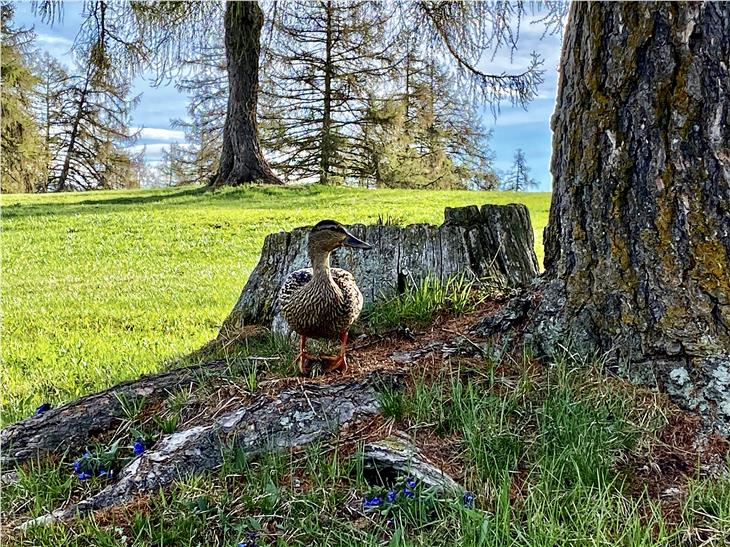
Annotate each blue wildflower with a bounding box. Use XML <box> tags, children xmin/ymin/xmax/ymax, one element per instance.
<box><xmin>98</xmin><ymin>469</ymin><xmax>108</xmax><ymax>478</ymax></box>
<box><xmin>386</xmin><ymin>490</ymin><xmax>397</xmax><ymax>503</ymax></box>
<box><xmin>83</xmin><ymin>451</ymin><xmax>91</xmax><ymax>459</ymax></box>
<box><xmin>402</xmin><ymin>487</ymin><xmax>414</xmax><ymax>498</ymax></box>
<box><xmin>463</xmin><ymin>491</ymin><xmax>475</xmax><ymax>508</ymax></box>
<box><xmin>72</xmin><ymin>460</ymin><xmax>81</xmax><ymax>473</ymax></box>
<box><xmin>133</xmin><ymin>440</ymin><xmax>145</xmax><ymax>456</ymax></box>
<box><xmin>238</xmin><ymin>533</ymin><xmax>259</xmax><ymax>547</ymax></box>
<box><xmin>405</xmin><ymin>477</ymin><xmax>417</xmax><ymax>489</ymax></box>
<box><xmin>364</xmin><ymin>496</ymin><xmax>382</xmax><ymax>508</ymax></box>
<box><xmin>77</xmin><ymin>471</ymin><xmax>92</xmax><ymax>480</ymax></box>
<box><xmin>35</xmin><ymin>403</ymin><xmax>51</xmax><ymax>415</ymax></box>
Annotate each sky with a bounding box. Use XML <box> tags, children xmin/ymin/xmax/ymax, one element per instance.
<box><xmin>14</xmin><ymin>1</ymin><xmax>563</xmax><ymax>191</ymax></box>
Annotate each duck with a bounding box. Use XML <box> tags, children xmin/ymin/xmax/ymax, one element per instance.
<box><xmin>278</xmin><ymin>220</ymin><xmax>372</xmax><ymax>375</ymax></box>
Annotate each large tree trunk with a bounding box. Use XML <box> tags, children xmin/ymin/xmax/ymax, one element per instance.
<box><xmin>210</xmin><ymin>1</ymin><xmax>281</xmax><ymax>187</ymax></box>
<box><xmin>536</xmin><ymin>3</ymin><xmax>730</xmax><ymax>433</ymax></box>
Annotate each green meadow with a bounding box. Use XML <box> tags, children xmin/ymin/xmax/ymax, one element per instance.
<box><xmin>1</xmin><ymin>185</ymin><xmax>550</xmax><ymax>424</ymax></box>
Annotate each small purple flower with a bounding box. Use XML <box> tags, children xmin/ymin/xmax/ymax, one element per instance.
<box><xmin>463</xmin><ymin>491</ymin><xmax>475</xmax><ymax>508</ymax></box>
<box><xmin>402</xmin><ymin>487</ymin><xmax>414</xmax><ymax>499</ymax></box>
<box><xmin>386</xmin><ymin>490</ymin><xmax>397</xmax><ymax>503</ymax></box>
<box><xmin>405</xmin><ymin>477</ymin><xmax>417</xmax><ymax>489</ymax></box>
<box><xmin>77</xmin><ymin>471</ymin><xmax>92</xmax><ymax>480</ymax></box>
<box><xmin>133</xmin><ymin>440</ymin><xmax>145</xmax><ymax>456</ymax></box>
<box><xmin>72</xmin><ymin>460</ymin><xmax>81</xmax><ymax>473</ymax></box>
<box><xmin>35</xmin><ymin>403</ymin><xmax>51</xmax><ymax>415</ymax></box>
<box><xmin>83</xmin><ymin>451</ymin><xmax>91</xmax><ymax>459</ymax></box>
<box><xmin>364</xmin><ymin>496</ymin><xmax>382</xmax><ymax>508</ymax></box>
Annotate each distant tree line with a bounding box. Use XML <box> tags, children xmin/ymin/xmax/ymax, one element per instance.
<box><xmin>3</xmin><ymin>1</ymin><xmax>557</xmax><ymax>193</ymax></box>
<box><xmin>1</xmin><ymin>2</ymin><xmax>141</xmax><ymax>193</ymax></box>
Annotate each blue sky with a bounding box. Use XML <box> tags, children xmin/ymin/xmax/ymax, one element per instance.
<box><xmin>15</xmin><ymin>1</ymin><xmax>562</xmax><ymax>191</ymax></box>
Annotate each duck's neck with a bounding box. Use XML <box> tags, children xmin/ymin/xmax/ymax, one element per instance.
<box><xmin>309</xmin><ymin>248</ymin><xmax>333</xmax><ymax>281</ymax></box>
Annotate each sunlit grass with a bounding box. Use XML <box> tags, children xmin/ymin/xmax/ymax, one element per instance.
<box><xmin>1</xmin><ymin>184</ymin><xmax>550</xmax><ymax>423</ymax></box>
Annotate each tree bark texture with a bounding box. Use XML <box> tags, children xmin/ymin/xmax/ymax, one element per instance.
<box><xmin>537</xmin><ymin>3</ymin><xmax>730</xmax><ymax>433</ymax></box>
<box><xmin>18</xmin><ymin>372</ymin><xmax>395</xmax><ymax>528</ymax></box>
<box><xmin>222</xmin><ymin>204</ymin><xmax>539</xmax><ymax>335</ymax></box>
<box><xmin>0</xmin><ymin>360</ymin><xmax>237</xmax><ymax>468</ymax></box>
<box><xmin>211</xmin><ymin>1</ymin><xmax>281</xmax><ymax>186</ymax></box>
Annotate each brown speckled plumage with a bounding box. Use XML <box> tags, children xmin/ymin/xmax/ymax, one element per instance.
<box><xmin>279</xmin><ymin>267</ymin><xmax>363</xmax><ymax>339</ymax></box>
<box><xmin>278</xmin><ymin>220</ymin><xmax>369</xmax><ymax>344</ymax></box>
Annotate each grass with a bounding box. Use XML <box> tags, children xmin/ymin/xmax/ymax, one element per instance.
<box><xmin>5</xmin><ymin>183</ymin><xmax>727</xmax><ymax>545</ymax></box>
<box><xmin>6</xmin><ymin>350</ymin><xmax>729</xmax><ymax>546</ymax></box>
<box><xmin>1</xmin><ymin>184</ymin><xmax>549</xmax><ymax>424</ymax></box>
<box><xmin>362</xmin><ymin>273</ymin><xmax>481</xmax><ymax>332</ymax></box>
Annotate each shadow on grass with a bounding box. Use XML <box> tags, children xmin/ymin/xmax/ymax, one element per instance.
<box><xmin>2</xmin><ymin>184</ymin><xmax>335</xmax><ymax>221</ymax></box>
<box><xmin>77</xmin><ymin>186</ymin><xmax>208</xmax><ymax>207</ymax></box>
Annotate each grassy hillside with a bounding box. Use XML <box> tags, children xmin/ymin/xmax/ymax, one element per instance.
<box><xmin>1</xmin><ymin>184</ymin><xmax>550</xmax><ymax>424</ymax></box>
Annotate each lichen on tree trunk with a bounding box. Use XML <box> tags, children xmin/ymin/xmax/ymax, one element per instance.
<box><xmin>210</xmin><ymin>1</ymin><xmax>281</xmax><ymax>187</ymax></box>
<box><xmin>535</xmin><ymin>3</ymin><xmax>730</xmax><ymax>433</ymax></box>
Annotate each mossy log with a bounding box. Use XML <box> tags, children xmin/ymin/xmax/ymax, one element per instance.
<box><xmin>535</xmin><ymin>3</ymin><xmax>730</xmax><ymax>434</ymax></box>
<box><xmin>222</xmin><ymin>204</ymin><xmax>539</xmax><ymax>335</ymax></box>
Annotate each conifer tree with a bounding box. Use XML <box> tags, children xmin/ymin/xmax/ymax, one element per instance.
<box><xmin>502</xmin><ymin>148</ymin><xmax>538</xmax><ymax>191</ymax></box>
<box><xmin>0</xmin><ymin>3</ymin><xmax>46</xmax><ymax>193</ymax></box>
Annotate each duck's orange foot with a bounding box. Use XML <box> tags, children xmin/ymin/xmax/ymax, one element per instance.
<box><xmin>320</xmin><ymin>353</ymin><xmax>348</xmax><ymax>373</ymax></box>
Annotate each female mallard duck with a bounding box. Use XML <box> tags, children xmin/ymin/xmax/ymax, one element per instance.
<box><xmin>278</xmin><ymin>220</ymin><xmax>371</xmax><ymax>374</ymax></box>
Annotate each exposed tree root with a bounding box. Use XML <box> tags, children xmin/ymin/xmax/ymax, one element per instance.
<box><xmin>18</xmin><ymin>371</ymin><xmax>398</xmax><ymax>529</ymax></box>
<box><xmin>1</xmin><ymin>359</ymin><xmax>242</xmax><ymax>468</ymax></box>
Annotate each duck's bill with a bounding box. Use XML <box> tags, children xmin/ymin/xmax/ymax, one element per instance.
<box><xmin>344</xmin><ymin>232</ymin><xmax>372</xmax><ymax>250</ymax></box>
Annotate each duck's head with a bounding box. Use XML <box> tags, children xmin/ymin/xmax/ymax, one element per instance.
<box><xmin>308</xmin><ymin>220</ymin><xmax>372</xmax><ymax>254</ymax></box>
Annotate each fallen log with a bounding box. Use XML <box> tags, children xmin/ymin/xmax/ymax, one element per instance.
<box><xmin>19</xmin><ymin>371</ymin><xmax>397</xmax><ymax>528</ymax></box>
<box><xmin>222</xmin><ymin>204</ymin><xmax>539</xmax><ymax>335</ymax></box>
<box><xmin>1</xmin><ymin>359</ymin><xmax>240</xmax><ymax>468</ymax></box>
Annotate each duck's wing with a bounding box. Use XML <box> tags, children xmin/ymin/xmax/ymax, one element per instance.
<box><xmin>278</xmin><ymin>268</ymin><xmax>313</xmax><ymax>309</ymax></box>
<box><xmin>331</xmin><ymin>268</ymin><xmax>364</xmax><ymax>317</ymax></box>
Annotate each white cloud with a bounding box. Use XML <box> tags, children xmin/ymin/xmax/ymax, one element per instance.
<box><xmin>127</xmin><ymin>142</ymin><xmax>192</xmax><ymax>159</ymax></box>
<box><xmin>132</xmin><ymin>127</ymin><xmax>186</xmax><ymax>142</ymax></box>
<box><xmin>35</xmin><ymin>33</ymin><xmax>73</xmax><ymax>47</ymax></box>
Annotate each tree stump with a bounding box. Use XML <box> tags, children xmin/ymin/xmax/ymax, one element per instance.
<box><xmin>222</xmin><ymin>204</ymin><xmax>539</xmax><ymax>335</ymax></box>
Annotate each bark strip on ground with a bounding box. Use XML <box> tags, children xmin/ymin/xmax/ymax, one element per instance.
<box><xmin>1</xmin><ymin>359</ymin><xmax>240</xmax><ymax>468</ymax></box>
<box><xmin>20</xmin><ymin>372</ymin><xmax>395</xmax><ymax>528</ymax></box>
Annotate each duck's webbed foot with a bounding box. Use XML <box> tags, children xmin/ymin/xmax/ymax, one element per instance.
<box><xmin>320</xmin><ymin>353</ymin><xmax>348</xmax><ymax>373</ymax></box>
<box><xmin>297</xmin><ymin>352</ymin><xmax>317</xmax><ymax>376</ymax></box>
<box><xmin>320</xmin><ymin>331</ymin><xmax>349</xmax><ymax>373</ymax></box>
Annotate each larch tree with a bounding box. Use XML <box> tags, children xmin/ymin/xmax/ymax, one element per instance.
<box><xmin>502</xmin><ymin>148</ymin><xmax>538</xmax><ymax>191</ymax></box>
<box><xmin>0</xmin><ymin>3</ymin><xmax>46</xmax><ymax>193</ymax></box>
<box><xmin>33</xmin><ymin>52</ymin><xmax>71</xmax><ymax>191</ymax></box>
<box><xmin>217</xmin><ymin>0</ymin><xmax>551</xmax><ymax>187</ymax></box>
<box><xmin>363</xmin><ymin>54</ymin><xmax>498</xmax><ymax>190</ymax></box>
<box><xmin>534</xmin><ymin>2</ymin><xmax>730</xmax><ymax>433</ymax></box>
<box><xmin>171</xmin><ymin>47</ymin><xmax>226</xmax><ymax>184</ymax></box>
<box><xmin>46</xmin><ymin>54</ymin><xmax>140</xmax><ymax>191</ymax></box>
<box><xmin>259</xmin><ymin>0</ymin><xmax>394</xmax><ymax>185</ymax></box>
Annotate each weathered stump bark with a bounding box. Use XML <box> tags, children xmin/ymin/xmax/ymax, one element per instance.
<box><xmin>222</xmin><ymin>204</ymin><xmax>539</xmax><ymax>335</ymax></box>
<box><xmin>19</xmin><ymin>372</ymin><xmax>395</xmax><ymax>528</ymax></box>
<box><xmin>533</xmin><ymin>3</ymin><xmax>730</xmax><ymax>434</ymax></box>
<box><xmin>1</xmin><ymin>360</ymin><xmax>239</xmax><ymax>468</ymax></box>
